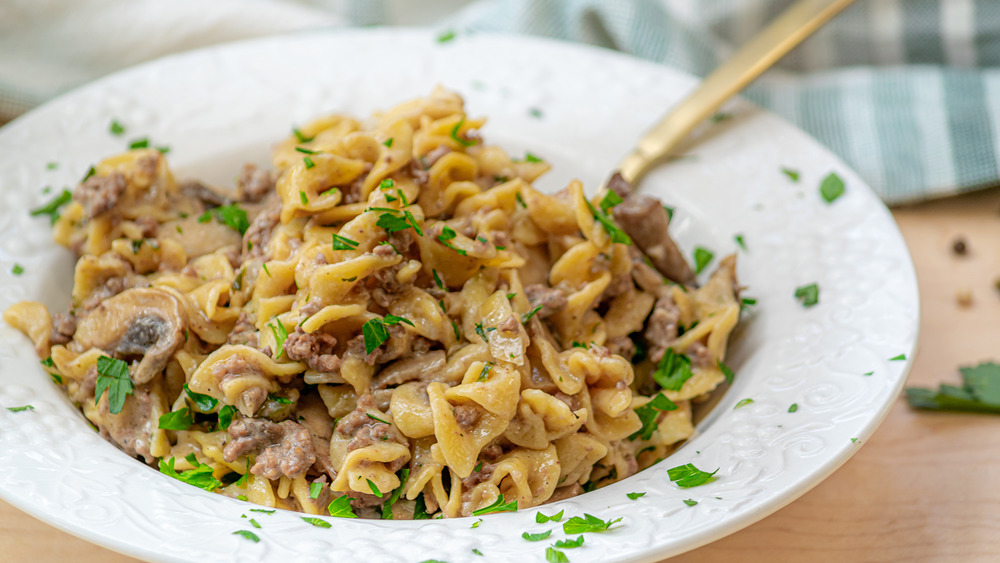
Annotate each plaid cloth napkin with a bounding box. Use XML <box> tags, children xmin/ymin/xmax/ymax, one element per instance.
<box><xmin>3</xmin><ymin>0</ymin><xmax>998</xmax><ymax>204</ymax></box>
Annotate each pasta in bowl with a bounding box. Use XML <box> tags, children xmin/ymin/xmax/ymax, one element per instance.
<box><xmin>4</xmin><ymin>88</ymin><xmax>741</xmax><ymax>520</ymax></box>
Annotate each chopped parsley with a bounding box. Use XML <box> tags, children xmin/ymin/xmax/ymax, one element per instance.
<box><xmin>820</xmin><ymin>172</ymin><xmax>845</xmax><ymax>203</ymax></box>
<box><xmin>734</xmin><ymin>234</ymin><xmax>746</xmax><ymax>251</ymax></box>
<box><xmin>383</xmin><ymin>138</ymin><xmax>394</xmax><ymax>148</ymax></box>
<box><xmin>890</xmin><ymin>354</ymin><xmax>907</xmax><ymax>361</ymax></box>
<box><xmin>562</xmin><ymin>513</ymin><xmax>622</xmax><ymax>534</ymax></box>
<box><xmin>554</xmin><ymin>536</ymin><xmax>584</xmax><ymax>549</ymax></box>
<box><xmin>299</xmin><ymin>190</ymin><xmax>309</xmax><ymax>205</ymax></box>
<box><xmin>667</xmin><ymin>463</ymin><xmax>718</xmax><ymax>488</ymax></box>
<box><xmin>432</xmin><ymin>269</ymin><xmax>446</xmax><ymax>290</ymax></box>
<box><xmin>6</xmin><ymin>405</ymin><xmax>34</xmax><ymax>413</ymax></box>
<box><xmin>310</xmin><ymin>482</ymin><xmax>323</xmax><ymax>499</ymax></box>
<box><xmin>478</xmin><ymin>362</ymin><xmax>493</xmax><ymax>382</ymax></box>
<box><xmin>450</xmin><ymin>117</ymin><xmax>476</xmax><ymax>147</ymax></box>
<box><xmin>376</xmin><ymin>210</ymin><xmax>422</xmax><ymax>235</ymax></box>
<box><xmin>788</xmin><ymin>403</ymin><xmax>799</xmax><ymax>413</ymax></box>
<box><xmin>366</xmin><ymin>478</ymin><xmax>383</xmax><ymax>498</ymax></box>
<box><xmin>232</xmin><ymin>530</ymin><xmax>259</xmax><ymax>543</ymax></box>
<box><xmin>46</xmin><ymin>162</ymin><xmax>58</xmax><ymax>170</ymax></box>
<box><xmin>734</xmin><ymin>398</ymin><xmax>754</xmax><ymax>409</ymax></box>
<box><xmin>474</xmin><ymin>322</ymin><xmax>489</xmax><ymax>342</ymax></box>
<box><xmin>82</xmin><ymin>166</ymin><xmax>96</xmax><ymax>182</ymax></box>
<box><xmin>472</xmin><ymin>548</ymin><xmax>483</xmax><ymax>556</ymax></box>
<box><xmin>217</xmin><ymin>405</ymin><xmax>236</xmax><ymax>430</ymax></box>
<box><xmin>327</xmin><ymin>495</ymin><xmax>357</xmax><ymax>518</ymax></box>
<box><xmin>437</xmin><ymin>225</ymin><xmax>467</xmax><ymax>255</ymax></box>
<box><xmin>159</xmin><ymin>454</ymin><xmax>222</xmax><ymax>491</ymax></box>
<box><xmin>198</xmin><ymin>204</ymin><xmax>249</xmax><ymax>235</ymax></box>
<box><xmin>584</xmin><ymin>197</ymin><xmax>631</xmax><ymax>245</ymax></box>
<box><xmin>523</xmin><ymin>152</ymin><xmax>543</xmax><ymax>163</ymax></box>
<box><xmin>546</xmin><ymin>548</ymin><xmax>569</xmax><ymax>563</ymax></box>
<box><xmin>599</xmin><ymin>190</ymin><xmax>623</xmax><ymax>213</ymax></box>
<box><xmin>268</xmin><ymin>318</ymin><xmax>289</xmax><ymax>360</ymax></box>
<box><xmin>248</xmin><ymin>518</ymin><xmax>261</xmax><ymax>529</ymax></box>
<box><xmin>292</xmin><ymin>127</ymin><xmax>314</xmax><ymax>143</ymax></box>
<box><xmin>303</xmin><ymin>156</ymin><xmax>315</xmax><ymax>169</ymax></box>
<box><xmin>471</xmin><ymin>518</ymin><xmax>482</xmax><ymax>528</ymax></box>
<box><xmin>365</xmin><ymin>412</ymin><xmax>390</xmax><ymax>425</ymax></box>
<box><xmin>536</xmin><ymin>510</ymin><xmax>563</xmax><ymax>523</ymax></box>
<box><xmin>11</xmin><ymin>264</ymin><xmax>23</xmax><ymax>275</ymax></box>
<box><xmin>472</xmin><ymin>495</ymin><xmax>517</xmax><ymax>516</ymax></box>
<box><xmin>626</xmin><ymin>492</ymin><xmax>645</xmax><ymax>500</ymax></box>
<box><xmin>332</xmin><ymin>232</ymin><xmax>359</xmax><ymax>251</ymax></box>
<box><xmin>794</xmin><ymin>283</ymin><xmax>819</xmax><ymax>307</ymax></box>
<box><xmin>183</xmin><ymin>385</ymin><xmax>217</xmax><ymax>412</ymax></box>
<box><xmin>301</xmin><ymin>517</ymin><xmax>332</xmax><ymax>528</ymax></box>
<box><xmin>521</xmin><ymin>305</ymin><xmax>543</xmax><ymax>324</ymax></box>
<box><xmin>437</xmin><ymin>29</ymin><xmax>456</xmax><ymax>43</ymax></box>
<box><xmin>711</xmin><ymin>112</ymin><xmax>732</xmax><ymax>123</ymax></box>
<box><xmin>361</xmin><ymin>318</ymin><xmax>390</xmax><ymax>354</ymax></box>
<box><xmin>295</xmin><ymin>146</ymin><xmax>318</xmax><ymax>154</ymax></box>
<box><xmin>629</xmin><ymin>392</ymin><xmax>678</xmax><ymax>441</ymax></box>
<box><xmin>719</xmin><ymin>361</ymin><xmax>735</xmax><ymax>385</ymax></box>
<box><xmin>683</xmin><ymin>499</ymin><xmax>698</xmax><ymax>507</ymax></box>
<box><xmin>652</xmin><ymin>349</ymin><xmax>694</xmax><ymax>391</ymax></box>
<box><xmin>110</xmin><ymin>120</ymin><xmax>126</xmax><ymax>135</ymax></box>
<box><xmin>158</xmin><ymin>407</ymin><xmax>194</xmax><ymax>430</ymax></box>
<box><xmin>740</xmin><ymin>297</ymin><xmax>757</xmax><ymax>311</ymax></box>
<box><xmin>521</xmin><ymin>530</ymin><xmax>551</xmax><ymax>542</ymax></box>
<box><xmin>379</xmin><ymin>178</ymin><xmax>394</xmax><ymax>190</ymax></box>
<box><xmin>267</xmin><ymin>393</ymin><xmax>293</xmax><ymax>405</ymax></box>
<box><xmin>95</xmin><ymin>355</ymin><xmax>133</xmax><ymax>415</ymax></box>
<box><xmin>515</xmin><ymin>192</ymin><xmax>527</xmax><ymax>208</ymax></box>
<box><xmin>864</xmin><ymin>371</ymin><xmax>874</xmax><ymax>376</ymax></box>
<box><xmin>29</xmin><ymin>189</ymin><xmax>73</xmax><ymax>225</ymax></box>
<box><xmin>250</xmin><ymin>508</ymin><xmax>275</xmax><ymax>514</ymax></box>
<box><xmin>782</xmin><ymin>167</ymin><xmax>800</xmax><ymax>182</ymax></box>
<box><xmin>693</xmin><ymin>247</ymin><xmax>714</xmax><ymax>275</ymax></box>
<box><xmin>129</xmin><ymin>138</ymin><xmax>149</xmax><ymax>149</ymax></box>
<box><xmin>380</xmin><ymin>468</ymin><xmax>410</xmax><ymax>519</ymax></box>
<box><xmin>905</xmin><ymin>362</ymin><xmax>1000</xmax><ymax>413</ymax></box>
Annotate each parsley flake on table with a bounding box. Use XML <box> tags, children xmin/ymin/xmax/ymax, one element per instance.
<box><xmin>584</xmin><ymin>197</ymin><xmax>631</xmax><ymax>245</ymax></box>
<box><xmin>301</xmin><ymin>516</ymin><xmax>332</xmax><ymax>528</ymax></box>
<box><xmin>472</xmin><ymin>495</ymin><xmax>517</xmax><ymax>516</ymax></box>
<box><xmin>683</xmin><ymin>499</ymin><xmax>698</xmax><ymax>507</ymax></box>
<box><xmin>652</xmin><ymin>349</ymin><xmax>694</xmax><ymax>391</ymax></box>
<box><xmin>794</xmin><ymin>283</ymin><xmax>819</xmax><ymax>307</ymax></box>
<box><xmin>327</xmin><ymin>495</ymin><xmax>357</xmax><ymax>518</ymax></box>
<box><xmin>819</xmin><ymin>172</ymin><xmax>845</xmax><ymax>203</ymax></box>
<box><xmin>521</xmin><ymin>530</ymin><xmax>552</xmax><ymax>542</ymax></box>
<box><xmin>158</xmin><ymin>407</ymin><xmax>194</xmax><ymax>430</ymax></box>
<box><xmin>536</xmin><ymin>510</ymin><xmax>564</xmax><ymax>523</ymax></box>
<box><xmin>905</xmin><ymin>362</ymin><xmax>1000</xmax><ymax>413</ymax></box>
<box><xmin>781</xmin><ymin>167</ymin><xmax>800</xmax><ymax>182</ymax></box>
<box><xmin>546</xmin><ymin>547</ymin><xmax>569</xmax><ymax>563</ymax></box>
<box><xmin>555</xmin><ymin>536</ymin><xmax>584</xmax><ymax>549</ymax></box>
<box><xmin>789</xmin><ymin>403</ymin><xmax>799</xmax><ymax>413</ymax></box>
<box><xmin>629</xmin><ymin>392</ymin><xmax>678</xmax><ymax>441</ymax></box>
<box><xmin>626</xmin><ymin>492</ymin><xmax>645</xmax><ymax>500</ymax></box>
<box><xmin>693</xmin><ymin>247</ymin><xmax>714</xmax><ymax>275</ymax></box>
<box><xmin>95</xmin><ymin>355</ymin><xmax>133</xmax><ymax>415</ymax></box>
<box><xmin>734</xmin><ymin>398</ymin><xmax>754</xmax><ymax>409</ymax></box>
<box><xmin>6</xmin><ymin>405</ymin><xmax>34</xmax><ymax>413</ymax></box>
<box><xmin>159</xmin><ymin>455</ymin><xmax>222</xmax><ymax>491</ymax></box>
<box><xmin>562</xmin><ymin>513</ymin><xmax>622</xmax><ymax>534</ymax></box>
<box><xmin>667</xmin><ymin>463</ymin><xmax>718</xmax><ymax>488</ymax></box>
<box><xmin>198</xmin><ymin>204</ymin><xmax>249</xmax><ymax>235</ymax></box>
<box><xmin>29</xmin><ymin>189</ymin><xmax>73</xmax><ymax>225</ymax></box>
<box><xmin>232</xmin><ymin>530</ymin><xmax>259</xmax><ymax>543</ymax></box>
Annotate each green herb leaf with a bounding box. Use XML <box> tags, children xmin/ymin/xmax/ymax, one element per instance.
<box><xmin>310</xmin><ymin>482</ymin><xmax>323</xmax><ymax>499</ymax></box>
<box><xmin>46</xmin><ymin>162</ymin><xmax>58</xmax><ymax>170</ymax></box>
<box><xmin>217</xmin><ymin>404</ymin><xmax>237</xmax><ymax>430</ymax></box>
<box><xmin>383</xmin><ymin>138</ymin><xmax>394</xmax><ymax>148</ymax></box>
<box><xmin>362</xmin><ymin>318</ymin><xmax>390</xmax><ymax>355</ymax></box>
<box><xmin>302</xmin><ymin>156</ymin><xmax>315</xmax><ymax>169</ymax></box>
<box><xmin>367</xmin><ymin>478</ymin><xmax>383</xmax><ymax>498</ymax></box>
<box><xmin>794</xmin><ymin>283</ymin><xmax>819</xmax><ymax>307</ymax></box>
<box><xmin>475</xmin><ymin>322</ymin><xmax>489</xmax><ymax>342</ymax></box>
<box><xmin>788</xmin><ymin>403</ymin><xmax>799</xmax><ymax>413</ymax></box>
<box><xmin>110</xmin><ymin>120</ymin><xmax>126</xmax><ymax>135</ymax></box>
<box><xmin>472</xmin><ymin>548</ymin><xmax>483</xmax><ymax>556</ymax></box>
<box><xmin>450</xmin><ymin>117</ymin><xmax>476</xmax><ymax>147</ymax></box>
<box><xmin>629</xmin><ymin>392</ymin><xmax>678</xmax><ymax>441</ymax></box>
<box><xmin>521</xmin><ymin>305</ymin><xmax>543</xmax><ymax>324</ymax></box>
<box><xmin>327</xmin><ymin>495</ymin><xmax>357</xmax><ymax>518</ymax></box>
<box><xmin>683</xmin><ymin>499</ymin><xmax>698</xmax><ymax>506</ymax></box>
<box><xmin>781</xmin><ymin>167</ymin><xmax>800</xmax><ymax>182</ymax></box>
<box><xmin>30</xmin><ymin>189</ymin><xmax>73</xmax><ymax>225</ymax></box>
<box><xmin>7</xmin><ymin>405</ymin><xmax>34</xmax><ymax>413</ymax></box>
<box><xmin>433</xmin><ymin>269</ymin><xmax>446</xmax><ymax>290</ymax></box>
<box><xmin>250</xmin><ymin>508</ymin><xmax>275</xmax><ymax>514</ymax></box>
<box><xmin>11</xmin><ymin>264</ymin><xmax>24</xmax><ymax>275</ymax></box>
<box><xmin>332</xmin><ymin>232</ymin><xmax>359</xmax><ymax>251</ymax></box>
<box><xmin>652</xmin><ymin>349</ymin><xmax>694</xmax><ymax>391</ymax></box>
<box><xmin>667</xmin><ymin>463</ymin><xmax>718</xmax><ymax>488</ymax></box>
<box><xmin>248</xmin><ymin>518</ymin><xmax>260</xmax><ymax>529</ymax></box>
<box><xmin>383</xmin><ymin>314</ymin><xmax>414</xmax><ymax>327</ymax></box>
<box><xmin>199</xmin><ymin>204</ymin><xmax>250</xmax><ymax>235</ymax></box>
<box><xmin>158</xmin><ymin>407</ymin><xmax>194</xmax><ymax>430</ymax></box>
<box><xmin>365</xmin><ymin>412</ymin><xmax>390</xmax><ymax>425</ymax></box>
<box><xmin>129</xmin><ymin>138</ymin><xmax>149</xmax><ymax>149</ymax></box>
<box><xmin>95</xmin><ymin>355</ymin><xmax>133</xmax><ymax>415</ymax></box>
<box><xmin>536</xmin><ymin>510</ymin><xmax>563</xmax><ymax>523</ymax></box>
<box><xmin>820</xmin><ymin>172</ymin><xmax>845</xmax><ymax>203</ymax></box>
<box><xmin>562</xmin><ymin>513</ymin><xmax>622</xmax><ymax>534</ymax></box>
<box><xmin>232</xmin><ymin>530</ymin><xmax>259</xmax><ymax>543</ymax></box>
<box><xmin>890</xmin><ymin>354</ymin><xmax>907</xmax><ymax>361</ymax></box>
<box><xmin>718</xmin><ymin>361</ymin><xmax>735</xmax><ymax>385</ymax></box>
<box><xmin>545</xmin><ymin>547</ymin><xmax>569</xmax><ymax>563</ymax></box>
<box><xmin>267</xmin><ymin>393</ymin><xmax>292</xmax><ymax>405</ymax></box>
<box><xmin>734</xmin><ymin>234</ymin><xmax>746</xmax><ymax>251</ymax></box>
<box><xmin>380</xmin><ymin>468</ymin><xmax>410</xmax><ymax>519</ymax></box>
<box><xmin>472</xmin><ymin>495</ymin><xmax>517</xmax><ymax>516</ymax></box>
<box><xmin>301</xmin><ymin>516</ymin><xmax>332</xmax><ymax>528</ymax></box>
<box><xmin>554</xmin><ymin>536</ymin><xmax>584</xmax><ymax>549</ymax></box>
<box><xmin>159</xmin><ymin>456</ymin><xmax>222</xmax><ymax>491</ymax></box>
<box><xmin>268</xmin><ymin>318</ymin><xmax>289</xmax><ymax>360</ymax></box>
<box><xmin>693</xmin><ymin>247</ymin><xmax>714</xmax><ymax>275</ymax></box>
<box><xmin>524</xmin><ymin>152</ymin><xmax>543</xmax><ymax>163</ymax></box>
<box><xmin>626</xmin><ymin>492</ymin><xmax>645</xmax><ymax>500</ymax></box>
<box><xmin>734</xmin><ymin>398</ymin><xmax>754</xmax><ymax>409</ymax></box>
<box><xmin>184</xmin><ymin>384</ymin><xmax>218</xmax><ymax>411</ymax></box>
<box><xmin>478</xmin><ymin>362</ymin><xmax>493</xmax><ymax>382</ymax></box>
<box><xmin>376</xmin><ymin>211</ymin><xmax>412</xmax><ymax>233</ymax></box>
<box><xmin>235</xmin><ymin>458</ymin><xmax>250</xmax><ymax>487</ymax></box>
<box><xmin>521</xmin><ymin>530</ymin><xmax>551</xmax><ymax>542</ymax></box>
<box><xmin>584</xmin><ymin>197</ymin><xmax>631</xmax><ymax>245</ymax></box>
<box><xmin>515</xmin><ymin>192</ymin><xmax>527</xmax><ymax>208</ymax></box>
<box><xmin>436</xmin><ymin>29</ymin><xmax>456</xmax><ymax>43</ymax></box>
<box><xmin>599</xmin><ymin>190</ymin><xmax>623</xmax><ymax>213</ymax></box>
<box><xmin>471</xmin><ymin>518</ymin><xmax>482</xmax><ymax>528</ymax></box>
<box><xmin>299</xmin><ymin>190</ymin><xmax>309</xmax><ymax>205</ymax></box>
<box><xmin>905</xmin><ymin>362</ymin><xmax>1000</xmax><ymax>413</ymax></box>
<box><xmin>292</xmin><ymin>127</ymin><xmax>314</xmax><ymax>143</ymax></box>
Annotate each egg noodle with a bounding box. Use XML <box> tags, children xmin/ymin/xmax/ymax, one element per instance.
<box><xmin>5</xmin><ymin>88</ymin><xmax>741</xmax><ymax>519</ymax></box>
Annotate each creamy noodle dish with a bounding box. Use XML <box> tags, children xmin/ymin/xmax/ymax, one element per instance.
<box><xmin>5</xmin><ymin>89</ymin><xmax>742</xmax><ymax>519</ymax></box>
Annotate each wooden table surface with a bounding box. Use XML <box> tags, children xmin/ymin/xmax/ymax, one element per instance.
<box><xmin>2</xmin><ymin>188</ymin><xmax>999</xmax><ymax>562</ymax></box>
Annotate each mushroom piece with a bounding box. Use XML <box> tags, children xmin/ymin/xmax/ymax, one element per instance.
<box><xmin>74</xmin><ymin>288</ymin><xmax>186</xmax><ymax>384</ymax></box>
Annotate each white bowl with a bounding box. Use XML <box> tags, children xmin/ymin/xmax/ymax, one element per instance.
<box><xmin>0</xmin><ymin>29</ymin><xmax>919</xmax><ymax>563</ymax></box>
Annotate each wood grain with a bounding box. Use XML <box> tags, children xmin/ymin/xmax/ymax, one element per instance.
<box><xmin>2</xmin><ymin>188</ymin><xmax>999</xmax><ymax>562</ymax></box>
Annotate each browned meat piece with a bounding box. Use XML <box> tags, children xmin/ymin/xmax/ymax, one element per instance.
<box><xmin>461</xmin><ymin>460</ymin><xmax>496</xmax><ymax>489</ymax></box>
<box><xmin>227</xmin><ymin>311</ymin><xmax>258</xmax><ymax>347</ymax></box>
<box><xmin>554</xmin><ymin>392</ymin><xmax>582</xmax><ymax>412</ymax></box>
<box><xmin>223</xmin><ymin>418</ymin><xmax>316</xmax><ymax>479</ymax></box>
<box><xmin>604</xmin><ymin>273</ymin><xmax>633</xmax><ymax>299</ymax></box>
<box><xmin>645</xmin><ymin>294</ymin><xmax>681</xmax><ymax>363</ymax></box>
<box><xmin>335</xmin><ymin>394</ymin><xmax>407</xmax><ymax>469</ymax></box>
<box><xmin>236</xmin><ymin>164</ymin><xmax>274</xmax><ymax>203</ymax></box>
<box><xmin>424</xmin><ymin>146</ymin><xmax>451</xmax><ymax>168</ymax></box>
<box><xmin>49</xmin><ymin>312</ymin><xmax>77</xmax><ymax>345</ymax></box>
<box><xmin>372</xmin><ymin>351</ymin><xmax>446</xmax><ymax>389</ymax></box>
<box><xmin>605</xmin><ymin>336</ymin><xmax>635</xmax><ymax>360</ymax></box>
<box><xmin>70</xmin><ymin>365</ymin><xmax>98</xmax><ymax>404</ymax></box>
<box><xmin>607</xmin><ymin>172</ymin><xmax>633</xmax><ymax>199</ymax></box>
<box><xmin>497</xmin><ymin>313</ymin><xmax>519</xmax><ymax>333</ymax></box>
<box><xmin>524</xmin><ymin>284</ymin><xmax>567</xmax><ymax>319</ymax></box>
<box><xmin>546</xmin><ymin>483</ymin><xmax>583</xmax><ymax>503</ymax></box>
<box><xmin>242</xmin><ymin>195</ymin><xmax>281</xmax><ymax>261</ymax></box>
<box><xmin>453</xmin><ymin>404</ymin><xmax>480</xmax><ymax>430</ymax></box>
<box><xmin>212</xmin><ymin>354</ymin><xmax>268</xmax><ymax>415</ymax></box>
<box><xmin>179</xmin><ymin>180</ymin><xmax>233</xmax><ymax>208</ymax></box>
<box><xmin>283</xmin><ymin>327</ymin><xmax>341</xmax><ymax>373</ymax></box>
<box><xmin>97</xmin><ymin>383</ymin><xmax>158</xmax><ymax>465</ymax></box>
<box><xmin>685</xmin><ymin>341</ymin><xmax>713</xmax><ymax>368</ymax></box>
<box><xmin>74</xmin><ymin>172</ymin><xmax>127</xmax><ymax>218</ymax></box>
<box><xmin>623</xmin><ymin>452</ymin><xmax>639</xmax><ymax>478</ymax></box>
<box><xmin>373</xmin><ymin>244</ymin><xmax>396</xmax><ymax>258</ymax></box>
<box><xmin>480</xmin><ymin>442</ymin><xmax>504</xmax><ymax>460</ymax></box>
<box><xmin>299</xmin><ymin>299</ymin><xmax>323</xmax><ymax>317</ymax></box>
<box><xmin>134</xmin><ymin>216</ymin><xmax>158</xmax><ymax>238</ymax></box>
<box><xmin>613</xmin><ymin>193</ymin><xmax>694</xmax><ymax>285</ymax></box>
<box><xmin>630</xmin><ymin>252</ymin><xmax>667</xmax><ymax>294</ymax></box>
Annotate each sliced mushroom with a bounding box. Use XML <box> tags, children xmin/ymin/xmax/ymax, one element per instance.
<box><xmin>74</xmin><ymin>288</ymin><xmax>186</xmax><ymax>384</ymax></box>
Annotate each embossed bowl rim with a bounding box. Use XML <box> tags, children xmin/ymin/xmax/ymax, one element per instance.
<box><xmin>0</xmin><ymin>28</ymin><xmax>918</xmax><ymax>563</ymax></box>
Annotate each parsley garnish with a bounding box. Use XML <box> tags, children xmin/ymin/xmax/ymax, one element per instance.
<box><xmin>820</xmin><ymin>172</ymin><xmax>845</xmax><ymax>203</ymax></box>
<box><xmin>303</xmin><ymin>156</ymin><xmax>315</xmax><ymax>169</ymax></box>
<box><xmin>110</xmin><ymin>120</ymin><xmax>126</xmax><ymax>136</ymax></box>
<box><xmin>782</xmin><ymin>167</ymin><xmax>800</xmax><ymax>182</ymax></box>
<box><xmin>129</xmin><ymin>138</ymin><xmax>149</xmax><ymax>149</ymax></box>
<box><xmin>905</xmin><ymin>362</ymin><xmax>1000</xmax><ymax>413</ymax></box>
<box><xmin>734</xmin><ymin>234</ymin><xmax>746</xmax><ymax>251</ymax></box>
<box><xmin>471</xmin><ymin>518</ymin><xmax>482</xmax><ymax>528</ymax></box>
<box><xmin>159</xmin><ymin>455</ymin><xmax>222</xmax><ymax>491</ymax></box>
<box><xmin>365</xmin><ymin>412</ymin><xmax>390</xmax><ymax>425</ymax></box>
<box><xmin>437</xmin><ymin>29</ymin><xmax>456</xmax><ymax>43</ymax></box>
<box><xmin>740</xmin><ymin>297</ymin><xmax>757</xmax><ymax>311</ymax></box>
<box><xmin>472</xmin><ymin>548</ymin><xmax>483</xmax><ymax>556</ymax></box>
<box><xmin>95</xmin><ymin>356</ymin><xmax>133</xmax><ymax>415</ymax></box>
<box><xmin>250</xmin><ymin>508</ymin><xmax>275</xmax><ymax>514</ymax></box>
<box><xmin>652</xmin><ymin>349</ymin><xmax>693</xmax><ymax>391</ymax></box>
<box><xmin>529</xmin><ymin>107</ymin><xmax>543</xmax><ymax>119</ymax></box>
<box><xmin>158</xmin><ymin>407</ymin><xmax>194</xmax><ymax>430</ymax></box>
<box><xmin>450</xmin><ymin>117</ymin><xmax>476</xmax><ymax>147</ymax></box>
<box><xmin>523</xmin><ymin>152</ymin><xmax>543</xmax><ymax>163</ymax></box>
<box><xmin>183</xmin><ymin>384</ymin><xmax>217</xmax><ymax>411</ymax></box>
<box><xmin>545</xmin><ymin>547</ymin><xmax>569</xmax><ymax>563</ymax></box>
<box><xmin>367</xmin><ymin>478</ymin><xmax>383</xmax><ymax>498</ymax></box>
<box><xmin>327</xmin><ymin>495</ymin><xmax>357</xmax><ymax>518</ymax></box>
<box><xmin>562</xmin><ymin>513</ymin><xmax>622</xmax><ymax>534</ymax></box>
<box><xmin>310</xmin><ymin>482</ymin><xmax>323</xmax><ymax>499</ymax></box>
<box><xmin>29</xmin><ymin>189</ymin><xmax>73</xmax><ymax>225</ymax></box>
<box><xmin>864</xmin><ymin>371</ymin><xmax>874</xmax><ymax>376</ymax></box>
<box><xmin>295</xmin><ymin>146</ymin><xmax>318</xmax><ymax>154</ymax></box>
<box><xmin>383</xmin><ymin>138</ymin><xmax>394</xmax><ymax>148</ymax></box>
<box><xmin>475</xmin><ymin>322</ymin><xmax>489</xmax><ymax>342</ymax></box>
<box><xmin>788</xmin><ymin>403</ymin><xmax>799</xmax><ymax>413</ymax></box>
<box><xmin>217</xmin><ymin>404</ymin><xmax>236</xmax><ymax>430</ymax></box>
<box><xmin>626</xmin><ymin>492</ymin><xmax>645</xmax><ymax>500</ymax></box>
<box><xmin>472</xmin><ymin>495</ymin><xmax>517</xmax><ymax>516</ymax></box>
<box><xmin>554</xmin><ymin>536</ymin><xmax>584</xmax><ymax>548</ymax></box>
<box><xmin>432</xmin><ymin>269</ymin><xmax>446</xmax><ymax>290</ymax></box>
<box><xmin>521</xmin><ymin>305</ymin><xmax>543</xmax><ymax>324</ymax></box>
<box><xmin>302</xmin><ymin>517</ymin><xmax>332</xmax><ymax>528</ymax></box>
<box><xmin>536</xmin><ymin>510</ymin><xmax>563</xmax><ymax>523</ymax></box>
<box><xmin>584</xmin><ymin>197</ymin><xmax>631</xmax><ymax>245</ymax></box>
<box><xmin>515</xmin><ymin>192</ymin><xmax>527</xmax><ymax>208</ymax></box>
<box><xmin>46</xmin><ymin>162</ymin><xmax>58</xmax><ymax>170</ymax></box>
<box><xmin>198</xmin><ymin>204</ymin><xmax>249</xmax><ymax>235</ymax></box>
<box><xmin>267</xmin><ymin>393</ymin><xmax>293</xmax><ymax>405</ymax></box>
<box><xmin>718</xmin><ymin>361</ymin><xmax>735</xmax><ymax>385</ymax></box>
<box><xmin>683</xmin><ymin>499</ymin><xmax>698</xmax><ymax>506</ymax></box>
<box><xmin>235</xmin><ymin>459</ymin><xmax>250</xmax><ymax>487</ymax></box>
<box><xmin>376</xmin><ymin>210</ymin><xmax>422</xmax><ymax>235</ymax></box>
<box><xmin>693</xmin><ymin>247</ymin><xmax>714</xmax><ymax>275</ymax></box>
<box><xmin>522</xmin><ymin>530</ymin><xmax>551</xmax><ymax>542</ymax></box>
<box><xmin>437</xmin><ymin>225</ymin><xmax>466</xmax><ymax>255</ymax></box>
<box><xmin>299</xmin><ymin>190</ymin><xmax>309</xmax><ymax>205</ymax></box>
<box><xmin>890</xmin><ymin>354</ymin><xmax>907</xmax><ymax>361</ymax></box>
<box><xmin>734</xmin><ymin>398</ymin><xmax>754</xmax><ymax>409</ymax></box>
<box><xmin>599</xmin><ymin>190</ymin><xmax>623</xmax><ymax>213</ymax></box>
<box><xmin>248</xmin><ymin>518</ymin><xmax>260</xmax><ymax>529</ymax></box>
<box><xmin>360</xmin><ymin>317</ymin><xmax>391</xmax><ymax>354</ymax></box>
<box><xmin>268</xmin><ymin>318</ymin><xmax>288</xmax><ymax>359</ymax></box>
<box><xmin>379</xmin><ymin>178</ymin><xmax>394</xmax><ymax>190</ymax></box>
<box><xmin>82</xmin><ymin>166</ymin><xmax>96</xmax><ymax>182</ymax></box>
<box><xmin>794</xmin><ymin>283</ymin><xmax>819</xmax><ymax>307</ymax></box>
<box><xmin>232</xmin><ymin>530</ymin><xmax>259</xmax><ymax>543</ymax></box>
<box><xmin>667</xmin><ymin>463</ymin><xmax>718</xmax><ymax>488</ymax></box>
<box><xmin>7</xmin><ymin>405</ymin><xmax>34</xmax><ymax>413</ymax></box>
<box><xmin>629</xmin><ymin>392</ymin><xmax>678</xmax><ymax>441</ymax></box>
<box><xmin>332</xmin><ymin>232</ymin><xmax>359</xmax><ymax>251</ymax></box>
<box><xmin>380</xmin><ymin>468</ymin><xmax>410</xmax><ymax>519</ymax></box>
<box><xmin>292</xmin><ymin>127</ymin><xmax>314</xmax><ymax>143</ymax></box>
<box><xmin>11</xmin><ymin>264</ymin><xmax>23</xmax><ymax>275</ymax></box>
<box><xmin>478</xmin><ymin>362</ymin><xmax>493</xmax><ymax>382</ymax></box>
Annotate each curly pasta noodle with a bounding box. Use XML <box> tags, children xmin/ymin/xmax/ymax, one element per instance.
<box><xmin>5</xmin><ymin>88</ymin><xmax>742</xmax><ymax>519</ymax></box>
